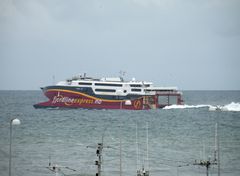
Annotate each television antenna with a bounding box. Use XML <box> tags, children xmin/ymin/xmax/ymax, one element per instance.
<box><xmin>46</xmin><ymin>155</ymin><xmax>77</xmax><ymax>176</ymax></box>
<box><xmin>192</xmin><ymin>123</ymin><xmax>220</xmax><ymax>176</ymax></box>
<box><xmin>136</xmin><ymin>122</ymin><xmax>150</xmax><ymax>176</ymax></box>
<box><xmin>87</xmin><ymin>127</ymin><xmax>111</xmax><ymax>176</ymax></box>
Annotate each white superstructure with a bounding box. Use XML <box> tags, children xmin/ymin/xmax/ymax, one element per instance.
<box><xmin>56</xmin><ymin>74</ymin><xmax>180</xmax><ymax>97</ymax></box>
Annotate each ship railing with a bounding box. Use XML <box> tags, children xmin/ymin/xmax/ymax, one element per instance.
<box><xmin>156</xmin><ymin>91</ymin><xmax>182</xmax><ymax>95</ymax></box>
<box><xmin>145</xmin><ymin>90</ymin><xmax>182</xmax><ymax>95</ymax></box>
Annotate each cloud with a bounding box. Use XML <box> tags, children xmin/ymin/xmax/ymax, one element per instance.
<box><xmin>132</xmin><ymin>0</ymin><xmax>175</xmax><ymax>8</ymax></box>
<box><xmin>0</xmin><ymin>0</ymin><xmax>16</xmax><ymax>17</ymax></box>
<box><xmin>0</xmin><ymin>0</ymin><xmax>239</xmax><ymax>89</ymax></box>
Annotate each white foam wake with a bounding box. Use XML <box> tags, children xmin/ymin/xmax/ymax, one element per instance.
<box><xmin>163</xmin><ymin>104</ymin><xmax>211</xmax><ymax>109</ymax></box>
<box><xmin>163</xmin><ymin>102</ymin><xmax>240</xmax><ymax>112</ymax></box>
<box><xmin>220</xmin><ymin>102</ymin><xmax>240</xmax><ymax>112</ymax></box>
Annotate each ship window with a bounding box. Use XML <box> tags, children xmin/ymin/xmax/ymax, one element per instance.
<box><xmin>95</xmin><ymin>83</ymin><xmax>122</xmax><ymax>87</ymax></box>
<box><xmin>124</xmin><ymin>90</ymin><xmax>127</xmax><ymax>93</ymax></box>
<box><xmin>130</xmin><ymin>84</ymin><xmax>142</xmax><ymax>87</ymax></box>
<box><xmin>116</xmin><ymin>96</ymin><xmax>125</xmax><ymax>100</ymax></box>
<box><xmin>77</xmin><ymin>87</ymin><xmax>91</xmax><ymax>91</ymax></box>
<box><xmin>131</xmin><ymin>89</ymin><xmax>142</xmax><ymax>92</ymax></box>
<box><xmin>95</xmin><ymin>89</ymin><xmax>116</xmax><ymax>92</ymax></box>
<box><xmin>78</xmin><ymin>82</ymin><xmax>92</xmax><ymax>85</ymax></box>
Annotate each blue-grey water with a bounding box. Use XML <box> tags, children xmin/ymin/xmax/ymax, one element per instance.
<box><xmin>0</xmin><ymin>91</ymin><xmax>240</xmax><ymax>176</ymax></box>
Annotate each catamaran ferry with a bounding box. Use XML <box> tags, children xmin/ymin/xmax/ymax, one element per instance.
<box><xmin>34</xmin><ymin>74</ymin><xmax>183</xmax><ymax>110</ymax></box>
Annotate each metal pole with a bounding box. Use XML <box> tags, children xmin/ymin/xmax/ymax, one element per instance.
<box><xmin>96</xmin><ymin>143</ymin><xmax>103</xmax><ymax>176</ymax></box>
<box><xmin>9</xmin><ymin>120</ymin><xmax>12</xmax><ymax>176</ymax></box>
<box><xmin>146</xmin><ymin>122</ymin><xmax>149</xmax><ymax>171</ymax></box>
<box><xmin>98</xmin><ymin>152</ymin><xmax>101</xmax><ymax>176</ymax></box>
<box><xmin>9</xmin><ymin>118</ymin><xmax>20</xmax><ymax>176</ymax></box>
<box><xmin>206</xmin><ymin>164</ymin><xmax>209</xmax><ymax>176</ymax></box>
<box><xmin>120</xmin><ymin>133</ymin><xmax>122</xmax><ymax>176</ymax></box>
<box><xmin>136</xmin><ymin>124</ymin><xmax>139</xmax><ymax>172</ymax></box>
<box><xmin>217</xmin><ymin>124</ymin><xmax>220</xmax><ymax>176</ymax></box>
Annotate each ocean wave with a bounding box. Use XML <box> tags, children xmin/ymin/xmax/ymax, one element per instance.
<box><xmin>163</xmin><ymin>102</ymin><xmax>240</xmax><ymax>112</ymax></box>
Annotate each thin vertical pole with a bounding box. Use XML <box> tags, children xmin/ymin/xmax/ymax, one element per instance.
<box><xmin>146</xmin><ymin>122</ymin><xmax>149</xmax><ymax>171</ymax></box>
<box><xmin>217</xmin><ymin>123</ymin><xmax>220</xmax><ymax>176</ymax></box>
<box><xmin>98</xmin><ymin>144</ymin><xmax>102</xmax><ymax>176</ymax></box>
<box><xmin>119</xmin><ymin>126</ymin><xmax>122</xmax><ymax>176</ymax></box>
<box><xmin>9</xmin><ymin>121</ymin><xmax>12</xmax><ymax>176</ymax></box>
<box><xmin>99</xmin><ymin>151</ymin><xmax>101</xmax><ymax>176</ymax></box>
<box><xmin>136</xmin><ymin>124</ymin><xmax>139</xmax><ymax>172</ymax></box>
<box><xmin>203</xmin><ymin>140</ymin><xmax>206</xmax><ymax>160</ymax></box>
<box><xmin>206</xmin><ymin>165</ymin><xmax>209</xmax><ymax>176</ymax></box>
<box><xmin>214</xmin><ymin>124</ymin><xmax>217</xmax><ymax>161</ymax></box>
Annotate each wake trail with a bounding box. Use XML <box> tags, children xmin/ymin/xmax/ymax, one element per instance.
<box><xmin>163</xmin><ymin>102</ymin><xmax>240</xmax><ymax>112</ymax></box>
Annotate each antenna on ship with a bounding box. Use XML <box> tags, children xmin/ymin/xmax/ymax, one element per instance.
<box><xmin>193</xmin><ymin>123</ymin><xmax>220</xmax><ymax>176</ymax></box>
<box><xmin>119</xmin><ymin>70</ymin><xmax>126</xmax><ymax>81</ymax></box>
<box><xmin>52</xmin><ymin>75</ymin><xmax>55</xmax><ymax>85</ymax></box>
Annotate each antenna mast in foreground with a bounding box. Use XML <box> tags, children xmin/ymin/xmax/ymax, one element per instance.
<box><xmin>119</xmin><ymin>126</ymin><xmax>122</xmax><ymax>176</ymax></box>
<box><xmin>136</xmin><ymin>122</ymin><xmax>150</xmax><ymax>176</ymax></box>
<box><xmin>95</xmin><ymin>142</ymin><xmax>103</xmax><ymax>176</ymax></box>
<box><xmin>193</xmin><ymin>123</ymin><xmax>220</xmax><ymax>176</ymax></box>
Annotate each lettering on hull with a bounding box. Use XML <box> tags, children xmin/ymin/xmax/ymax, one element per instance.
<box><xmin>52</xmin><ymin>95</ymin><xmax>102</xmax><ymax>106</ymax></box>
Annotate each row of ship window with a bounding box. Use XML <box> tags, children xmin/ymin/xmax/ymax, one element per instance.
<box><xmin>78</xmin><ymin>82</ymin><xmax>150</xmax><ymax>87</ymax></box>
<box><xmin>95</xmin><ymin>89</ymin><xmax>142</xmax><ymax>92</ymax></box>
<box><xmin>76</xmin><ymin>87</ymin><xmax>142</xmax><ymax>93</ymax></box>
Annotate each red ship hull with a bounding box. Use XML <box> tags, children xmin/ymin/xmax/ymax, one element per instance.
<box><xmin>34</xmin><ymin>89</ymin><xmax>148</xmax><ymax>110</ymax></box>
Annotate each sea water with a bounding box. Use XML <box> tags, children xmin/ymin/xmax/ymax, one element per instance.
<box><xmin>0</xmin><ymin>90</ymin><xmax>240</xmax><ymax>176</ymax></box>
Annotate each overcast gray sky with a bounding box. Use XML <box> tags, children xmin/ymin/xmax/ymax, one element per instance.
<box><xmin>0</xmin><ymin>0</ymin><xmax>240</xmax><ymax>90</ymax></box>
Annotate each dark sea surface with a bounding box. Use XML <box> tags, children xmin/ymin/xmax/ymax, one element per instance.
<box><xmin>0</xmin><ymin>90</ymin><xmax>240</xmax><ymax>176</ymax></box>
